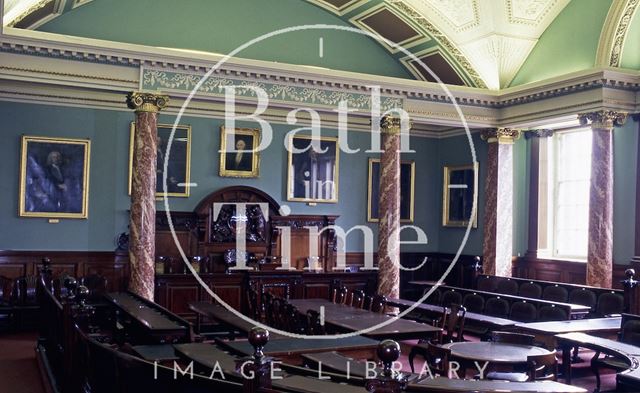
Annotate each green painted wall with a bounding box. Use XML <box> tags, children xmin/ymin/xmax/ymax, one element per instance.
<box><xmin>613</xmin><ymin>118</ymin><xmax>639</xmax><ymax>264</ymax></box>
<box><xmin>36</xmin><ymin>0</ymin><xmax>411</xmax><ymax>79</ymax></box>
<box><xmin>434</xmin><ymin>134</ymin><xmax>528</xmax><ymax>258</ymax></box>
<box><xmin>0</xmin><ymin>101</ymin><xmax>441</xmax><ymax>253</ymax></box>
<box><xmin>513</xmin><ymin>137</ymin><xmax>529</xmax><ymax>257</ymax></box>
<box><xmin>2</xmin><ymin>101</ymin><xmax>634</xmax><ymax>261</ymax></box>
<box><xmin>435</xmin><ymin>133</ymin><xmax>486</xmax><ymax>256</ymax></box>
<box><xmin>510</xmin><ymin>0</ymin><xmax>612</xmax><ymax>86</ymax></box>
<box><xmin>621</xmin><ymin>11</ymin><xmax>640</xmax><ymax>69</ymax></box>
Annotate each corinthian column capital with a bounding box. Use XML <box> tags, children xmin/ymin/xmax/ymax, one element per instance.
<box><xmin>126</xmin><ymin>91</ymin><xmax>169</xmax><ymax>113</ymax></box>
<box><xmin>578</xmin><ymin>110</ymin><xmax>627</xmax><ymax>130</ymax></box>
<box><xmin>380</xmin><ymin>115</ymin><xmax>412</xmax><ymax>135</ymax></box>
<box><xmin>480</xmin><ymin>128</ymin><xmax>521</xmax><ymax>144</ymax></box>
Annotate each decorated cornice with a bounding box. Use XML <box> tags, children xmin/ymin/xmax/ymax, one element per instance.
<box><xmin>481</xmin><ymin>128</ymin><xmax>521</xmax><ymax>144</ymax></box>
<box><xmin>578</xmin><ymin>111</ymin><xmax>628</xmax><ymax>130</ymax></box>
<box><xmin>126</xmin><ymin>91</ymin><xmax>169</xmax><ymax>113</ymax></box>
<box><xmin>141</xmin><ymin>68</ymin><xmax>403</xmax><ymax>112</ymax></box>
<box><xmin>0</xmin><ymin>28</ymin><xmax>639</xmax><ymax>130</ymax></box>
<box><xmin>523</xmin><ymin>129</ymin><xmax>554</xmax><ymax>139</ymax></box>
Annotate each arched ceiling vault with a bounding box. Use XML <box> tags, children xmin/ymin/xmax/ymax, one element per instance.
<box><xmin>3</xmin><ymin>0</ymin><xmax>635</xmax><ymax>89</ymax></box>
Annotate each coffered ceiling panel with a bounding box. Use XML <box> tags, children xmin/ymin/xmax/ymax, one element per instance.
<box><xmin>403</xmin><ymin>0</ymin><xmax>571</xmax><ymax>89</ymax></box>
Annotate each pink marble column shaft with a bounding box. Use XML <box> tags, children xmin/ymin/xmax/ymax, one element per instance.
<box><xmin>377</xmin><ymin>116</ymin><xmax>401</xmax><ymax>300</ymax></box>
<box><xmin>580</xmin><ymin>111</ymin><xmax>627</xmax><ymax>288</ymax></box>
<box><xmin>481</xmin><ymin>128</ymin><xmax>520</xmax><ymax>277</ymax></box>
<box><xmin>126</xmin><ymin>92</ymin><xmax>169</xmax><ymax>300</ymax></box>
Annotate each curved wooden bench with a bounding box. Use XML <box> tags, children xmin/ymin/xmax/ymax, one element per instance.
<box><xmin>556</xmin><ymin>331</ymin><xmax>640</xmax><ymax>391</ymax></box>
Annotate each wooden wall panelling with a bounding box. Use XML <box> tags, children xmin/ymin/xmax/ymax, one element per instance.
<box><xmin>0</xmin><ymin>251</ymin><xmax>129</xmax><ymax>291</ymax></box>
<box><xmin>512</xmin><ymin>257</ymin><xmax>634</xmax><ymax>290</ymax></box>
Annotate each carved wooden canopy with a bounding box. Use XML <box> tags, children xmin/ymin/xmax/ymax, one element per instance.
<box><xmin>194</xmin><ymin>186</ymin><xmax>281</xmax><ymax>246</ymax></box>
<box><xmin>193</xmin><ymin>186</ymin><xmax>338</xmax><ymax>270</ymax></box>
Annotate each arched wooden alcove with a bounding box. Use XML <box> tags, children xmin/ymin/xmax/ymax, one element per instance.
<box><xmin>192</xmin><ymin>186</ymin><xmax>338</xmax><ymax>271</ymax></box>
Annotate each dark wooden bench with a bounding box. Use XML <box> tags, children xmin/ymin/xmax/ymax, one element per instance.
<box><xmin>476</xmin><ymin>274</ymin><xmax>625</xmax><ymax>316</ymax></box>
<box><xmin>415</xmin><ymin>284</ymin><xmax>589</xmax><ymax>323</ymax></box>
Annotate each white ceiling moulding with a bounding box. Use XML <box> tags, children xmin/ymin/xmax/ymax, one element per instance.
<box><xmin>402</xmin><ymin>0</ymin><xmax>571</xmax><ymax>89</ymax></box>
<box><xmin>0</xmin><ymin>24</ymin><xmax>638</xmax><ymax>126</ymax></box>
<box><xmin>596</xmin><ymin>0</ymin><xmax>640</xmax><ymax>67</ymax></box>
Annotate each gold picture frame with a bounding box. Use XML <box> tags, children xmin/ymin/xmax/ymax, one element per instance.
<box><xmin>128</xmin><ymin>122</ymin><xmax>192</xmax><ymax>198</ymax></box>
<box><xmin>19</xmin><ymin>135</ymin><xmax>91</xmax><ymax>219</ymax></box>
<box><xmin>442</xmin><ymin>163</ymin><xmax>478</xmax><ymax>227</ymax></box>
<box><xmin>367</xmin><ymin>158</ymin><xmax>415</xmax><ymax>223</ymax></box>
<box><xmin>287</xmin><ymin>135</ymin><xmax>339</xmax><ymax>203</ymax></box>
<box><xmin>219</xmin><ymin>126</ymin><xmax>260</xmax><ymax>178</ymax></box>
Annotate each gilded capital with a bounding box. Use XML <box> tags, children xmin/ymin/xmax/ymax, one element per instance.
<box><xmin>480</xmin><ymin>128</ymin><xmax>521</xmax><ymax>144</ymax></box>
<box><xmin>126</xmin><ymin>92</ymin><xmax>169</xmax><ymax>113</ymax></box>
<box><xmin>380</xmin><ymin>115</ymin><xmax>411</xmax><ymax>135</ymax></box>
<box><xmin>578</xmin><ymin>111</ymin><xmax>627</xmax><ymax>130</ymax></box>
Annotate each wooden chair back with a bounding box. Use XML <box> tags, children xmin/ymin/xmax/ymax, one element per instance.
<box><xmin>527</xmin><ymin>351</ymin><xmax>558</xmax><ymax>381</ymax></box>
<box><xmin>491</xmin><ymin>331</ymin><xmax>535</xmax><ymax>346</ymax></box>
<box><xmin>425</xmin><ymin>342</ymin><xmax>451</xmax><ymax>377</ymax></box>
<box><xmin>306</xmin><ymin>310</ymin><xmax>326</xmax><ymax>335</ymax></box>
<box><xmin>438</xmin><ymin>304</ymin><xmax>466</xmax><ymax>344</ymax></box>
<box><xmin>370</xmin><ymin>294</ymin><xmax>387</xmax><ymax>314</ymax></box>
<box><xmin>79</xmin><ymin>274</ymin><xmax>108</xmax><ymax>300</ymax></box>
<box><xmin>350</xmin><ymin>290</ymin><xmax>365</xmax><ymax>309</ymax></box>
<box><xmin>17</xmin><ymin>275</ymin><xmax>38</xmax><ymax>306</ymax></box>
<box><xmin>0</xmin><ymin>276</ymin><xmax>15</xmax><ymax>305</ymax></box>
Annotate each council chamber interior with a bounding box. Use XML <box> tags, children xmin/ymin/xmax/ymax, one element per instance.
<box><xmin>0</xmin><ymin>1</ymin><xmax>639</xmax><ymax>392</ymax></box>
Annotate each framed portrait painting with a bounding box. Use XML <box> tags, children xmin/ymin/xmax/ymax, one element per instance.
<box><xmin>219</xmin><ymin>126</ymin><xmax>260</xmax><ymax>178</ymax></box>
<box><xmin>287</xmin><ymin>135</ymin><xmax>339</xmax><ymax>203</ymax></box>
<box><xmin>442</xmin><ymin>163</ymin><xmax>478</xmax><ymax>227</ymax></box>
<box><xmin>367</xmin><ymin>158</ymin><xmax>415</xmax><ymax>222</ymax></box>
<box><xmin>19</xmin><ymin>135</ymin><xmax>90</xmax><ymax>219</ymax></box>
<box><xmin>128</xmin><ymin>123</ymin><xmax>192</xmax><ymax>197</ymax></box>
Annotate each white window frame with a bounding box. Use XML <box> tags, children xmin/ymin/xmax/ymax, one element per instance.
<box><xmin>538</xmin><ymin>128</ymin><xmax>592</xmax><ymax>261</ymax></box>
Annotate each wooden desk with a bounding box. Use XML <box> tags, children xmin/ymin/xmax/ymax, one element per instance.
<box><xmin>408</xmin><ymin>280</ymin><xmax>441</xmax><ymax>287</ymax></box>
<box><xmin>189</xmin><ymin>301</ymin><xmax>284</xmax><ymax>339</ymax></box>
<box><xmin>441</xmin><ymin>341</ymin><xmax>550</xmax><ymax>365</ymax></box>
<box><xmin>216</xmin><ymin>336</ymin><xmax>379</xmax><ymax>365</ymax></box>
<box><xmin>131</xmin><ymin>344</ymin><xmax>179</xmax><ymax>363</ymax></box>
<box><xmin>272</xmin><ymin>375</ymin><xmax>365</xmax><ymax>393</ymax></box>
<box><xmin>174</xmin><ymin>342</ymin><xmax>240</xmax><ymax>377</ymax></box>
<box><xmin>555</xmin><ymin>332</ymin><xmax>640</xmax><ymax>384</ymax></box>
<box><xmin>289</xmin><ymin>299</ymin><xmax>440</xmax><ymax>340</ymax></box>
<box><xmin>386</xmin><ymin>297</ymin><xmax>517</xmax><ymax>330</ymax></box>
<box><xmin>516</xmin><ymin>317</ymin><xmax>621</xmax><ymax>349</ymax></box>
<box><xmin>409</xmin><ymin>378</ymin><xmax>586</xmax><ymax>392</ymax></box>
<box><xmin>105</xmin><ymin>292</ymin><xmax>190</xmax><ymax>344</ymax></box>
<box><xmin>288</xmin><ymin>299</ymin><xmax>372</xmax><ymax>320</ymax></box>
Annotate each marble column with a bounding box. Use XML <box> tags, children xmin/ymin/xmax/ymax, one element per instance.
<box><xmin>377</xmin><ymin>115</ymin><xmax>401</xmax><ymax>300</ymax></box>
<box><xmin>579</xmin><ymin>111</ymin><xmax>627</xmax><ymax>288</ymax></box>
<box><xmin>126</xmin><ymin>92</ymin><xmax>169</xmax><ymax>300</ymax></box>
<box><xmin>481</xmin><ymin>128</ymin><xmax>520</xmax><ymax>277</ymax></box>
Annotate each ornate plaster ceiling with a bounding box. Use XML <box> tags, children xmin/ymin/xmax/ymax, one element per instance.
<box><xmin>5</xmin><ymin>0</ymin><xmax>635</xmax><ymax>90</ymax></box>
<box><xmin>400</xmin><ymin>0</ymin><xmax>571</xmax><ymax>89</ymax></box>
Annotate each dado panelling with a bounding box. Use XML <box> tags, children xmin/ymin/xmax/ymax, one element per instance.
<box><xmin>0</xmin><ymin>250</ymin><xmax>130</xmax><ymax>292</ymax></box>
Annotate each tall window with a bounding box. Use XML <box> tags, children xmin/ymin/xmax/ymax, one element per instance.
<box><xmin>538</xmin><ymin>129</ymin><xmax>592</xmax><ymax>260</ymax></box>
